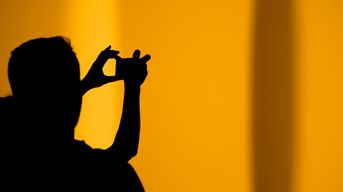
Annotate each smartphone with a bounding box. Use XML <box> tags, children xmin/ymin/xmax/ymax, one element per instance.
<box><xmin>116</xmin><ymin>58</ymin><xmax>132</xmax><ymax>77</ymax></box>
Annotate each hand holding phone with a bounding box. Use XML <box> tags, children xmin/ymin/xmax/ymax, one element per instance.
<box><xmin>115</xmin><ymin>50</ymin><xmax>151</xmax><ymax>87</ymax></box>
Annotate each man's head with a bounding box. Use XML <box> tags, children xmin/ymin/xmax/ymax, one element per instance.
<box><xmin>8</xmin><ymin>36</ymin><xmax>82</xmax><ymax>140</ymax></box>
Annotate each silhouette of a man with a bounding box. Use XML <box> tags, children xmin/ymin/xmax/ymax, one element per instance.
<box><xmin>0</xmin><ymin>36</ymin><xmax>150</xmax><ymax>191</ymax></box>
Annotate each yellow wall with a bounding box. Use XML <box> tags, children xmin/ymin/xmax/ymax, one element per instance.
<box><xmin>0</xmin><ymin>1</ymin><xmax>252</xmax><ymax>191</ymax></box>
<box><xmin>64</xmin><ymin>0</ymin><xmax>123</xmax><ymax>150</ymax></box>
<box><xmin>117</xmin><ymin>1</ymin><xmax>253</xmax><ymax>191</ymax></box>
<box><xmin>1</xmin><ymin>0</ymin><xmax>343</xmax><ymax>192</ymax></box>
<box><xmin>294</xmin><ymin>1</ymin><xmax>343</xmax><ymax>192</ymax></box>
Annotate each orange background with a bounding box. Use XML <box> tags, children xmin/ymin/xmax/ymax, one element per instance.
<box><xmin>0</xmin><ymin>0</ymin><xmax>343</xmax><ymax>192</ymax></box>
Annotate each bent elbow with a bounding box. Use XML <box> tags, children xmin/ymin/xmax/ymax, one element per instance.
<box><xmin>126</xmin><ymin>149</ymin><xmax>138</xmax><ymax>161</ymax></box>
<box><xmin>119</xmin><ymin>148</ymin><xmax>138</xmax><ymax>162</ymax></box>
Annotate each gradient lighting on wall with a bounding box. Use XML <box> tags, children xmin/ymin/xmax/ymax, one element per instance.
<box><xmin>2</xmin><ymin>1</ymin><xmax>343</xmax><ymax>192</ymax></box>
<box><xmin>0</xmin><ymin>1</ymin><xmax>253</xmax><ymax>191</ymax></box>
<box><xmin>65</xmin><ymin>0</ymin><xmax>123</xmax><ymax>150</ymax></box>
<box><xmin>0</xmin><ymin>1</ymin><xmax>251</xmax><ymax>192</ymax></box>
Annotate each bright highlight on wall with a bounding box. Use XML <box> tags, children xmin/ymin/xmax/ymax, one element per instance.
<box><xmin>63</xmin><ymin>0</ymin><xmax>123</xmax><ymax>149</ymax></box>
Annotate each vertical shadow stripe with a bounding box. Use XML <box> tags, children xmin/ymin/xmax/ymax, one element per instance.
<box><xmin>252</xmin><ymin>0</ymin><xmax>294</xmax><ymax>192</ymax></box>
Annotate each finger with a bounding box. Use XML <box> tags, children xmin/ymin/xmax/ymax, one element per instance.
<box><xmin>94</xmin><ymin>50</ymin><xmax>120</xmax><ymax>68</ymax></box>
<box><xmin>112</xmin><ymin>50</ymin><xmax>120</xmax><ymax>54</ymax></box>
<box><xmin>105</xmin><ymin>75</ymin><xmax>123</xmax><ymax>83</ymax></box>
<box><xmin>133</xmin><ymin>49</ymin><xmax>141</xmax><ymax>61</ymax></box>
<box><xmin>140</xmin><ymin>54</ymin><xmax>151</xmax><ymax>63</ymax></box>
<box><xmin>104</xmin><ymin>45</ymin><xmax>111</xmax><ymax>51</ymax></box>
<box><xmin>107</xmin><ymin>50</ymin><xmax>120</xmax><ymax>57</ymax></box>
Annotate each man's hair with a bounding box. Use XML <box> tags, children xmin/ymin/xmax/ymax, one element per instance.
<box><xmin>8</xmin><ymin>36</ymin><xmax>80</xmax><ymax>97</ymax></box>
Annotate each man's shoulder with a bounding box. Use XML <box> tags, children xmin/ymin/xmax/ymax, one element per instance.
<box><xmin>0</xmin><ymin>96</ymin><xmax>16</xmax><ymax>129</ymax></box>
<box><xmin>0</xmin><ymin>96</ymin><xmax>14</xmax><ymax>111</ymax></box>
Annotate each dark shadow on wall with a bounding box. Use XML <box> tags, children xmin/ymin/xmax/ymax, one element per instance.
<box><xmin>252</xmin><ymin>0</ymin><xmax>294</xmax><ymax>192</ymax></box>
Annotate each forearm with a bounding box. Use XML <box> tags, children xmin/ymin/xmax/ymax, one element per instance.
<box><xmin>102</xmin><ymin>49</ymin><xmax>149</xmax><ymax>161</ymax></box>
<box><xmin>111</xmin><ymin>84</ymin><xmax>141</xmax><ymax>161</ymax></box>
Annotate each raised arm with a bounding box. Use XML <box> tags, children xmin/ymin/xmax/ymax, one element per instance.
<box><xmin>108</xmin><ymin>50</ymin><xmax>150</xmax><ymax>162</ymax></box>
<box><xmin>80</xmin><ymin>47</ymin><xmax>150</xmax><ymax>162</ymax></box>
